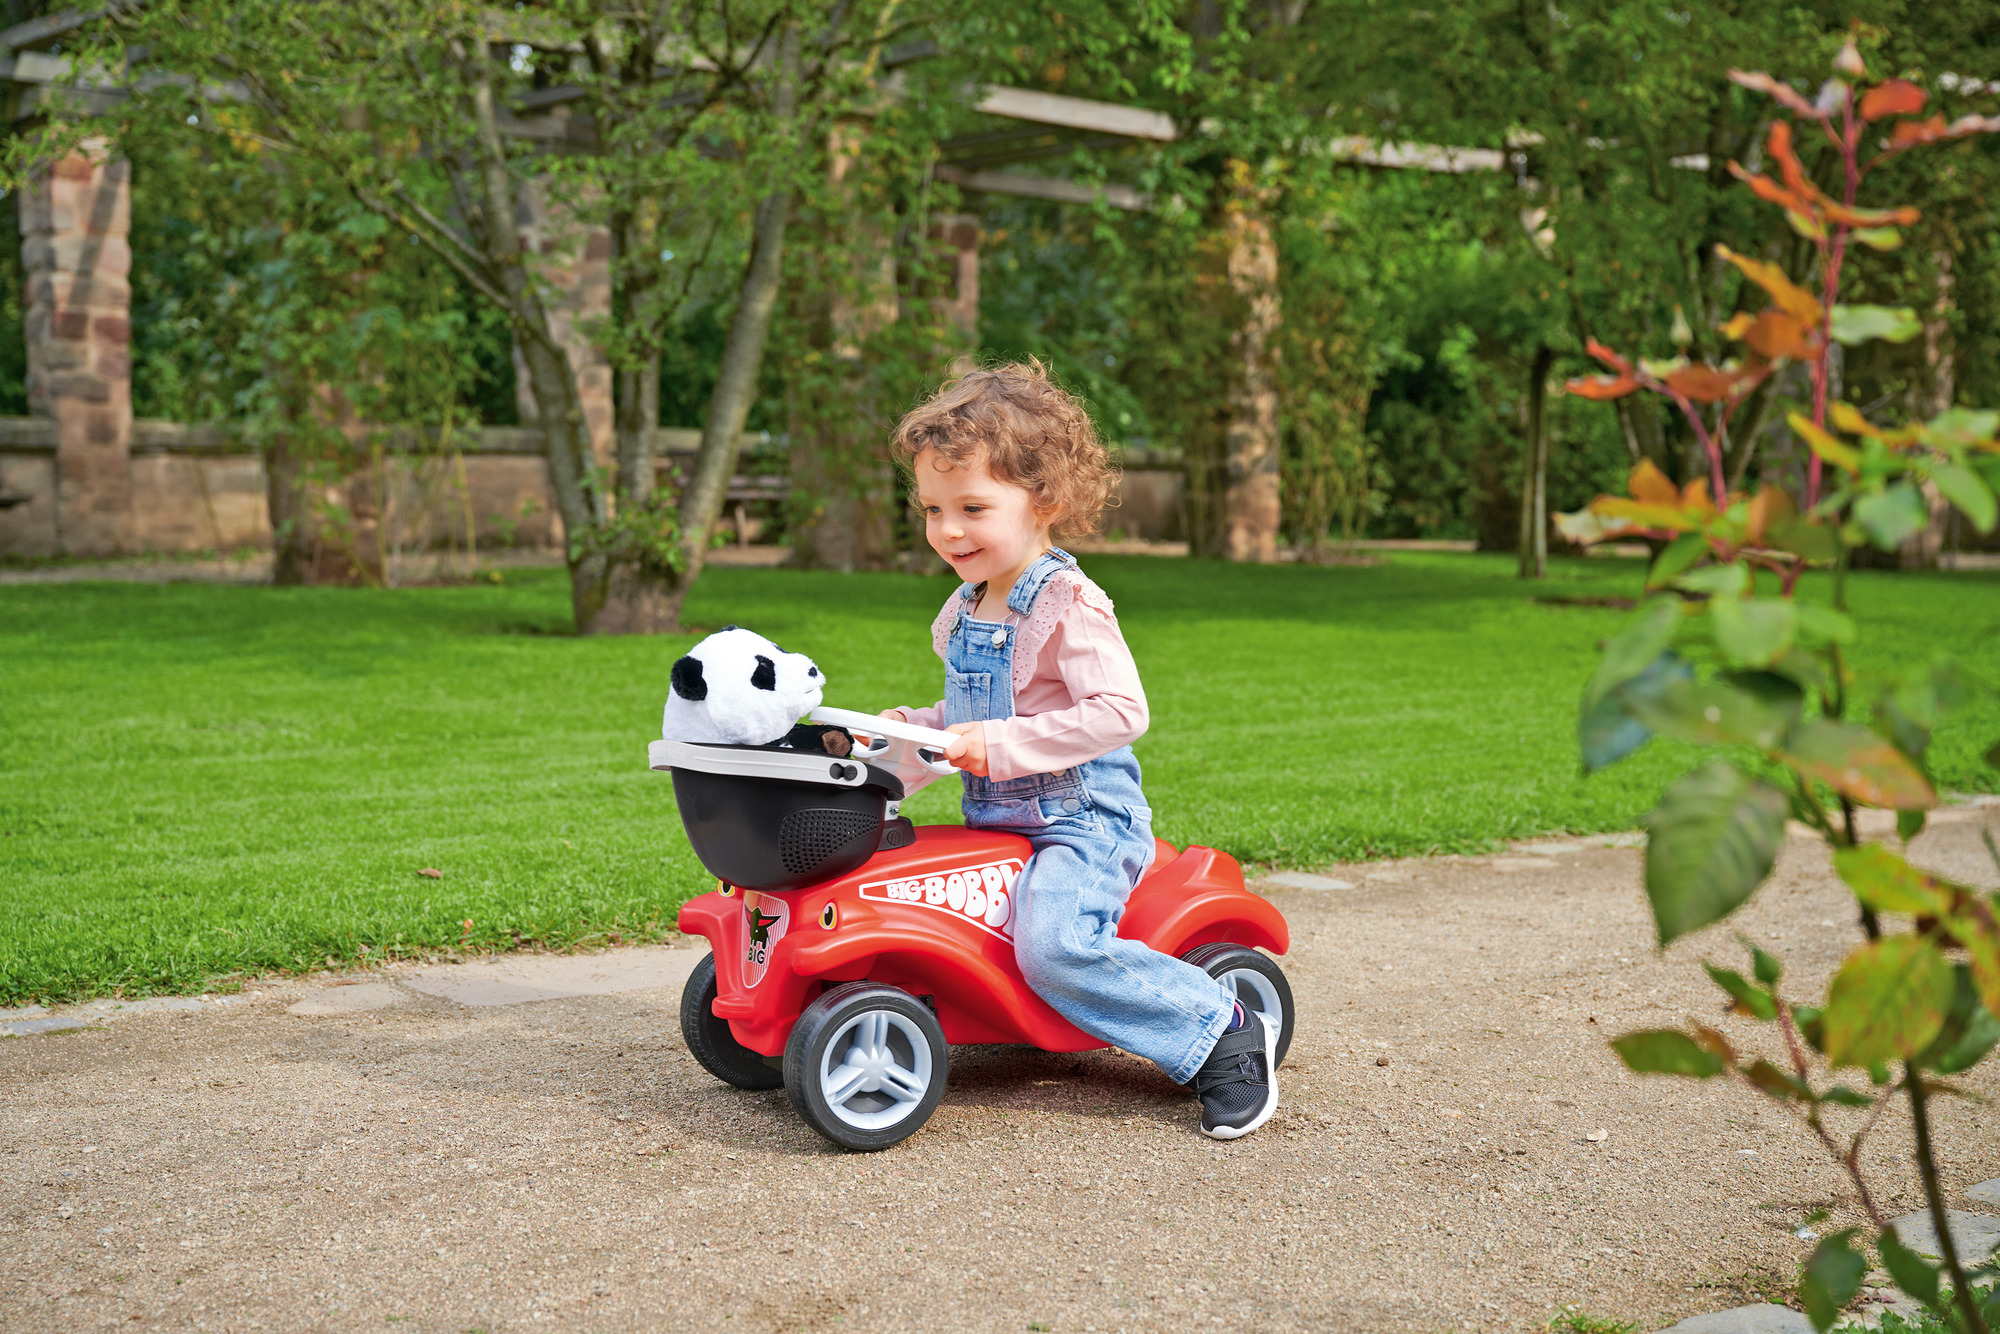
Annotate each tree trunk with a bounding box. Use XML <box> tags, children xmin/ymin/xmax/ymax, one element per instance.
<box><xmin>612</xmin><ymin>199</ymin><xmax>661</xmax><ymax>508</ymax></box>
<box><xmin>1900</xmin><ymin>242</ymin><xmax>1956</xmax><ymax>570</ymax></box>
<box><xmin>1517</xmin><ymin>343</ymin><xmax>1554</xmax><ymax>578</ymax></box>
<box><xmin>1220</xmin><ymin>159</ymin><xmax>1282</xmax><ymax>563</ymax></box>
<box><xmin>788</xmin><ymin>120</ymin><xmax>900</xmax><ymax>572</ymax></box>
<box><xmin>264</xmin><ymin>378</ymin><xmax>386</xmax><ymax>586</ymax></box>
<box><xmin>676</xmin><ymin>26</ymin><xmax>800</xmax><ymax>585</ymax></box>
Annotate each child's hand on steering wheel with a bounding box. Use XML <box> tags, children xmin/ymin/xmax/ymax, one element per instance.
<box><xmin>943</xmin><ymin>721</ymin><xmax>988</xmax><ymax>776</ymax></box>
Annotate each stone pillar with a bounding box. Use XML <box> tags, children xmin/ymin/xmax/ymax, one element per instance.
<box><xmin>927</xmin><ymin>213</ymin><xmax>981</xmax><ymax>345</ymax></box>
<box><xmin>788</xmin><ymin>123</ymin><xmax>902</xmax><ymax>572</ymax></box>
<box><xmin>512</xmin><ymin>179</ymin><xmax>614</xmax><ymax>475</ymax></box>
<box><xmin>20</xmin><ymin>140</ymin><xmax>133</xmax><ymax>555</ymax></box>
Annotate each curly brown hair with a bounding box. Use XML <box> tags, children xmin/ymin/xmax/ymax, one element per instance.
<box><xmin>889</xmin><ymin>358</ymin><xmax>1119</xmax><ymax>539</ymax></box>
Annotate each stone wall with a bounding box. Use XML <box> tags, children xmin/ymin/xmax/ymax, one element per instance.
<box><xmin>0</xmin><ymin>419</ymin><xmax>1188</xmax><ymax>559</ymax></box>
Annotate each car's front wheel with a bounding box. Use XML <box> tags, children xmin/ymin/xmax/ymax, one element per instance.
<box><xmin>784</xmin><ymin>982</ymin><xmax>948</xmax><ymax>1152</ymax></box>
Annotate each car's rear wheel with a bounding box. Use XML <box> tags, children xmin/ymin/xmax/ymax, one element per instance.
<box><xmin>784</xmin><ymin>982</ymin><xmax>947</xmax><ymax>1152</ymax></box>
<box><xmin>1181</xmin><ymin>942</ymin><xmax>1295</xmax><ymax>1068</ymax></box>
<box><xmin>680</xmin><ymin>952</ymin><xmax>784</xmax><ymax>1090</ymax></box>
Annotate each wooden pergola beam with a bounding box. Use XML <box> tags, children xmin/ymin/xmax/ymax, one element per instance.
<box><xmin>0</xmin><ymin>8</ymin><xmax>109</xmax><ymax>52</ymax></box>
<box><xmin>934</xmin><ymin>164</ymin><xmax>1149</xmax><ymax>210</ymax></box>
<box><xmin>968</xmin><ymin>84</ymin><xmax>1178</xmax><ymax>141</ymax></box>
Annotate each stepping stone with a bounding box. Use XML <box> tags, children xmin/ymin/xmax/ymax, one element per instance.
<box><xmin>402</xmin><ymin>946</ymin><xmax>702</xmax><ymax>1008</ymax></box>
<box><xmin>2</xmin><ymin>1014</ymin><xmax>90</xmax><ymax>1037</ymax></box>
<box><xmin>1262</xmin><ymin>872</ymin><xmax>1355</xmax><ymax>891</ymax></box>
<box><xmin>288</xmin><ymin>983</ymin><xmax>411</xmax><ymax>1017</ymax></box>
<box><xmin>1967</xmin><ymin>1179</ymin><xmax>2000</xmax><ymax>1208</ymax></box>
<box><xmin>1486</xmin><ymin>856</ymin><xmax>1558</xmax><ymax>871</ymax></box>
<box><xmin>1592</xmin><ymin>831</ymin><xmax>1647</xmax><ymax>848</ymax></box>
<box><xmin>74</xmin><ymin>996</ymin><xmax>214</xmax><ymax>1020</ymax></box>
<box><xmin>1655</xmin><ymin>1304</ymin><xmax>1812</xmax><ymax>1334</ymax></box>
<box><xmin>1514</xmin><ymin>840</ymin><xmax>1584</xmax><ymax>855</ymax></box>
<box><xmin>1888</xmin><ymin>1208</ymin><xmax>2000</xmax><ymax>1263</ymax></box>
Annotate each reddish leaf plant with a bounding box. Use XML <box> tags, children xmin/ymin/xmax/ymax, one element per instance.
<box><xmin>1557</xmin><ymin>36</ymin><xmax>2000</xmax><ymax>1332</ymax></box>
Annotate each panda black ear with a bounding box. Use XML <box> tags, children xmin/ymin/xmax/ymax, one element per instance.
<box><xmin>751</xmin><ymin>655</ymin><xmax>777</xmax><ymax>691</ymax></box>
<box><xmin>719</xmin><ymin>624</ymin><xmax>739</xmax><ymax>633</ymax></box>
<box><xmin>670</xmin><ymin>654</ymin><xmax>708</xmax><ymax>701</ymax></box>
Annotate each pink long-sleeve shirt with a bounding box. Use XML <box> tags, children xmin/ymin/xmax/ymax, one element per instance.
<box><xmin>890</xmin><ymin>588</ymin><xmax>1149</xmax><ymax>782</ymax></box>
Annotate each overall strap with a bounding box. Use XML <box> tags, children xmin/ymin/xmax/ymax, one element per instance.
<box><xmin>1004</xmin><ymin>546</ymin><xmax>1078</xmax><ymax>615</ymax></box>
<box><xmin>929</xmin><ymin>582</ymin><xmax>977</xmax><ymax>660</ymax></box>
<box><xmin>1004</xmin><ymin>549</ymin><xmax>1115</xmax><ymax>693</ymax></box>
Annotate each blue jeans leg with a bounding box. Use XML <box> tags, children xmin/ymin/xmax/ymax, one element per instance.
<box><xmin>1010</xmin><ymin>836</ymin><xmax>1235</xmax><ymax>1084</ymax></box>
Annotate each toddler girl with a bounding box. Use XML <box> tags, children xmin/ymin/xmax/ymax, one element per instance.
<box><xmin>881</xmin><ymin>360</ymin><xmax>1278</xmax><ymax>1140</ymax></box>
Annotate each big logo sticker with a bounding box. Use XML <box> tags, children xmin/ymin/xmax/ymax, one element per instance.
<box><xmin>741</xmin><ymin>891</ymin><xmax>789</xmax><ymax>988</ymax></box>
<box><xmin>858</xmin><ymin>858</ymin><xmax>1024</xmax><ymax>942</ymax></box>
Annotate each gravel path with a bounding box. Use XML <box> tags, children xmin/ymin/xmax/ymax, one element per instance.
<box><xmin>5</xmin><ymin>805</ymin><xmax>1998</xmax><ymax>1333</ymax></box>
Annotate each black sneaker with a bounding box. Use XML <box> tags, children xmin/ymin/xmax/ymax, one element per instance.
<box><xmin>1193</xmin><ymin>1011</ymin><xmax>1278</xmax><ymax>1140</ymax></box>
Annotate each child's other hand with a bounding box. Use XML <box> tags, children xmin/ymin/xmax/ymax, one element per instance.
<box><xmin>943</xmin><ymin>721</ymin><xmax>988</xmax><ymax>776</ymax></box>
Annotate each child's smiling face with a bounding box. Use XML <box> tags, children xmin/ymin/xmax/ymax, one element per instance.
<box><xmin>914</xmin><ymin>448</ymin><xmax>1052</xmax><ymax>596</ymax></box>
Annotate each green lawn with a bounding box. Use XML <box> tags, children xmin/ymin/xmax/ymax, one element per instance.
<box><xmin>3</xmin><ymin>551</ymin><xmax>1995</xmax><ymax>1005</ymax></box>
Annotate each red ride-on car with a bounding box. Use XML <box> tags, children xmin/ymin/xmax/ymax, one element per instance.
<box><xmin>654</xmin><ymin>706</ymin><xmax>1294</xmax><ymax>1151</ymax></box>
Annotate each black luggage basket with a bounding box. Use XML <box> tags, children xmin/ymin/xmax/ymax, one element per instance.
<box><xmin>651</xmin><ymin>740</ymin><xmax>912</xmax><ymax>893</ymax></box>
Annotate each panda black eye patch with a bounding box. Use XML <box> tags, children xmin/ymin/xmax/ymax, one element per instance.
<box><xmin>751</xmin><ymin>655</ymin><xmax>777</xmax><ymax>691</ymax></box>
<box><xmin>670</xmin><ymin>654</ymin><xmax>708</xmax><ymax>701</ymax></box>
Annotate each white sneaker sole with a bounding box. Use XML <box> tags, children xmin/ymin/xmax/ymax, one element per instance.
<box><xmin>1201</xmin><ymin>1012</ymin><xmax>1280</xmax><ymax>1141</ymax></box>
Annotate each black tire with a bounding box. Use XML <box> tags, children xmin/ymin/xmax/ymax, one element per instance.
<box><xmin>784</xmin><ymin>982</ymin><xmax>949</xmax><ymax>1152</ymax></box>
<box><xmin>1182</xmin><ymin>942</ymin><xmax>1296</xmax><ymax>1068</ymax></box>
<box><xmin>680</xmin><ymin>952</ymin><xmax>783</xmax><ymax>1090</ymax></box>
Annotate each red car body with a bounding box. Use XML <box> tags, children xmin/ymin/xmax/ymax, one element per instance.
<box><xmin>678</xmin><ymin>823</ymin><xmax>1289</xmax><ymax>1058</ymax></box>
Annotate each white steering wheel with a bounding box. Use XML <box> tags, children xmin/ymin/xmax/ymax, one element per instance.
<box><xmin>808</xmin><ymin>706</ymin><xmax>959</xmax><ymax>781</ymax></box>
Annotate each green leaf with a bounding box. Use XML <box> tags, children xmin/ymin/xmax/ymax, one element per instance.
<box><xmin>1920</xmin><ymin>966</ymin><xmax>2000</xmax><ymax>1076</ymax></box>
<box><xmin>1610</xmin><ymin>1029</ymin><xmax>1725</xmax><ymax>1077</ymax></box>
<box><xmin>1801</xmin><ymin>1228</ymin><xmax>1866</xmax><ymax>1331</ymax></box>
<box><xmin>1780</xmin><ymin>719</ymin><xmax>1939</xmax><ymax>810</ymax></box>
<box><xmin>1765</xmin><ymin>515</ymin><xmax>1838</xmax><ymax>564</ymax></box>
<box><xmin>1747</xmin><ymin>939</ymin><xmax>1784</xmax><ymax>986</ymax></box>
<box><xmin>1819</xmin><ymin>1085</ymin><xmax>1874</xmax><ymax>1107</ymax></box>
<box><xmin>1794</xmin><ymin>603</ymin><xmax>1856</xmax><ymax>646</ymax></box>
<box><xmin>1897</xmin><ymin>809</ymin><xmax>1927</xmax><ymax>842</ymax></box>
<box><xmin>1876</xmin><ymin>1229</ymin><xmax>1941</xmax><ymax>1306</ymax></box>
<box><xmin>1675</xmin><ymin>562</ymin><xmax>1750</xmax><ymax>597</ymax></box>
<box><xmin>1833</xmin><ymin>844</ymin><xmax>1951</xmax><ymax>916</ymax></box>
<box><xmin>1710</xmin><ymin>597</ymin><xmax>1799</xmax><ymax>667</ymax></box>
<box><xmin>1854</xmin><ymin>483</ymin><xmax>1930</xmax><ymax>550</ymax></box>
<box><xmin>1829</xmin><ymin>304</ymin><xmax>1921</xmax><ymax>345</ymax></box>
<box><xmin>1924</xmin><ymin>407</ymin><xmax>2000</xmax><ymax>446</ymax></box>
<box><xmin>1931</xmin><ymin>461</ymin><xmax>1997</xmax><ymax>533</ymax></box>
<box><xmin>1641</xmin><ymin>762</ymin><xmax>1789</xmax><ymax>946</ymax></box>
<box><xmin>1583</xmin><ymin>598</ymin><xmax>1684</xmax><ymax>707</ymax></box>
<box><xmin>1628</xmin><ymin>674</ymin><xmax>1799</xmax><ymax>750</ymax></box>
<box><xmin>1943</xmin><ymin>903</ymin><xmax>2000</xmax><ymax>1023</ymax></box>
<box><xmin>1875</xmin><ymin>687</ymin><xmax>1934</xmax><ymax>763</ymax></box>
<box><xmin>1742</xmin><ymin>1058</ymin><xmax>1810</xmax><ymax>1100</ymax></box>
<box><xmin>1705</xmin><ymin>962</ymin><xmax>1778</xmax><ymax>1019</ymax></box>
<box><xmin>1822</xmin><ymin>936</ymin><xmax>1955</xmax><ymax>1068</ymax></box>
<box><xmin>1580</xmin><ymin>651</ymin><xmax>1691</xmax><ymax>774</ymax></box>
<box><xmin>1646</xmin><ymin>533</ymin><xmax>1710</xmax><ymax>589</ymax></box>
<box><xmin>1767</xmin><ymin>648</ymin><xmax>1834</xmax><ymax>696</ymax></box>
<box><xmin>1851</xmin><ymin>226</ymin><xmax>1903</xmax><ymax>251</ymax></box>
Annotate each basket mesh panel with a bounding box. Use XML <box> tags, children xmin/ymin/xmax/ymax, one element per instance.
<box><xmin>779</xmin><ymin>808</ymin><xmax>881</xmax><ymax>875</ymax></box>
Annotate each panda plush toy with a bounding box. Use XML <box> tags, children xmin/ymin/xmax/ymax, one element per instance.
<box><xmin>661</xmin><ymin>626</ymin><xmax>853</xmax><ymax>757</ymax></box>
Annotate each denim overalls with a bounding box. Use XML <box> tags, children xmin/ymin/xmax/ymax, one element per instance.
<box><xmin>944</xmin><ymin>548</ymin><xmax>1234</xmax><ymax>1085</ymax></box>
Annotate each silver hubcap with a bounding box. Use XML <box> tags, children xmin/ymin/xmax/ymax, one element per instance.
<box><xmin>818</xmin><ymin>1008</ymin><xmax>933</xmax><ymax>1131</ymax></box>
<box><xmin>1218</xmin><ymin>965</ymin><xmax>1282</xmax><ymax>1033</ymax></box>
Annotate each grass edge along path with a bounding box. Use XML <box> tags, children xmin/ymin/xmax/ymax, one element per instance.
<box><xmin>3</xmin><ymin>551</ymin><xmax>1995</xmax><ymax>1005</ymax></box>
